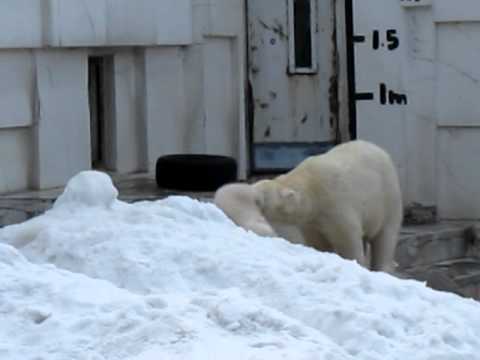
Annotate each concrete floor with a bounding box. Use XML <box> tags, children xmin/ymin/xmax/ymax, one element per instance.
<box><xmin>1</xmin><ymin>171</ymin><xmax>479</xmax><ymax>300</ymax></box>
<box><xmin>0</xmin><ymin>172</ymin><xmax>212</xmax><ymax>225</ymax></box>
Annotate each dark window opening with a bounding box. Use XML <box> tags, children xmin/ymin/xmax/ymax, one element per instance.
<box><xmin>88</xmin><ymin>55</ymin><xmax>115</xmax><ymax>170</ymax></box>
<box><xmin>294</xmin><ymin>0</ymin><xmax>313</xmax><ymax>68</ymax></box>
<box><xmin>88</xmin><ymin>57</ymin><xmax>104</xmax><ymax>168</ymax></box>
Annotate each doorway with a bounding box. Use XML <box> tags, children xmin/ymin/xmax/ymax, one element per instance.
<box><xmin>88</xmin><ymin>55</ymin><xmax>114</xmax><ymax>170</ymax></box>
<box><xmin>247</xmin><ymin>0</ymin><xmax>339</xmax><ymax>172</ymax></box>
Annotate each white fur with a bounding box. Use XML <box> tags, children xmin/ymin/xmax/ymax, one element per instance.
<box><xmin>213</xmin><ymin>183</ymin><xmax>277</xmax><ymax>237</ymax></box>
<box><xmin>252</xmin><ymin>140</ymin><xmax>403</xmax><ymax>272</ymax></box>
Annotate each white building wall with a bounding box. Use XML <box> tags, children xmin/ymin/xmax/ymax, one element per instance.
<box><xmin>433</xmin><ymin>14</ymin><xmax>480</xmax><ymax>219</ymax></box>
<box><xmin>203</xmin><ymin>37</ymin><xmax>238</xmax><ymax>157</ymax></box>
<box><xmin>355</xmin><ymin>0</ymin><xmax>480</xmax><ymax>220</ymax></box>
<box><xmin>33</xmin><ymin>49</ymin><xmax>91</xmax><ymax>189</ymax></box>
<box><xmin>0</xmin><ymin>129</ymin><xmax>32</xmax><ymax>193</ymax></box>
<box><xmin>144</xmin><ymin>47</ymin><xmax>187</xmax><ymax>169</ymax></box>
<box><xmin>0</xmin><ymin>0</ymin><xmax>246</xmax><ymax>192</ymax></box>
<box><xmin>0</xmin><ymin>49</ymin><xmax>35</xmax><ymax>193</ymax></box>
<box><xmin>0</xmin><ymin>51</ymin><xmax>35</xmax><ymax>128</ymax></box>
<box><xmin>0</xmin><ymin>0</ymin><xmax>193</xmax><ymax>48</ymax></box>
<box><xmin>354</xmin><ymin>2</ymin><xmax>409</xmax><ymax>202</ymax></box>
<box><xmin>112</xmin><ymin>50</ymin><xmax>146</xmax><ymax>174</ymax></box>
<box><xmin>0</xmin><ymin>0</ymin><xmax>44</xmax><ymax>48</ymax></box>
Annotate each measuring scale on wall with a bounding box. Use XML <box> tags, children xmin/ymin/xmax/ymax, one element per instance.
<box><xmin>351</xmin><ymin>0</ymin><xmax>480</xmax><ymax>220</ymax></box>
<box><xmin>350</xmin><ymin>0</ymin><xmax>423</xmax><ymax>195</ymax></box>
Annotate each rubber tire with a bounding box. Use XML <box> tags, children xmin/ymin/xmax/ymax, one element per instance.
<box><xmin>155</xmin><ymin>154</ymin><xmax>237</xmax><ymax>191</ymax></box>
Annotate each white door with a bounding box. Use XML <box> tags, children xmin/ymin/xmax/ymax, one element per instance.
<box><xmin>248</xmin><ymin>0</ymin><xmax>337</xmax><ymax>171</ymax></box>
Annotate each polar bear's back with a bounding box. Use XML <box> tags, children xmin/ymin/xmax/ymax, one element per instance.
<box><xmin>300</xmin><ymin>140</ymin><xmax>398</xmax><ymax>188</ymax></box>
<box><xmin>292</xmin><ymin>140</ymin><xmax>402</xmax><ymax>236</ymax></box>
<box><xmin>320</xmin><ymin>140</ymin><xmax>393</xmax><ymax>171</ymax></box>
<box><xmin>330</xmin><ymin>140</ymin><xmax>401</xmax><ymax>204</ymax></box>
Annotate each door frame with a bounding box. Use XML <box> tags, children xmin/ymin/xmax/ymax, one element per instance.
<box><xmin>344</xmin><ymin>0</ymin><xmax>357</xmax><ymax>140</ymax></box>
<box><xmin>245</xmin><ymin>0</ymin><xmax>353</xmax><ymax>175</ymax></box>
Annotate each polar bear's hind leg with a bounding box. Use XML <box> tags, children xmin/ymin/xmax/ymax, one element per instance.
<box><xmin>370</xmin><ymin>218</ymin><xmax>402</xmax><ymax>273</ymax></box>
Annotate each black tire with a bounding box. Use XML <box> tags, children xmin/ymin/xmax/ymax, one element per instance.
<box><xmin>155</xmin><ymin>154</ymin><xmax>237</xmax><ymax>191</ymax></box>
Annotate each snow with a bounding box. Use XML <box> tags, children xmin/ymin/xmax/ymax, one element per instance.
<box><xmin>0</xmin><ymin>171</ymin><xmax>479</xmax><ymax>360</ymax></box>
<box><xmin>53</xmin><ymin>170</ymin><xmax>118</xmax><ymax>210</ymax></box>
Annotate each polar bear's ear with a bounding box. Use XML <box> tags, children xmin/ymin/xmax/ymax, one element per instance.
<box><xmin>279</xmin><ymin>187</ymin><xmax>300</xmax><ymax>215</ymax></box>
<box><xmin>279</xmin><ymin>187</ymin><xmax>298</xmax><ymax>201</ymax></box>
<box><xmin>254</xmin><ymin>190</ymin><xmax>265</xmax><ymax>208</ymax></box>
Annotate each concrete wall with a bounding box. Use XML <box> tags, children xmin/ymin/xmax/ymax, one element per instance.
<box><xmin>0</xmin><ymin>50</ymin><xmax>34</xmax><ymax>129</ymax></box>
<box><xmin>111</xmin><ymin>49</ymin><xmax>147</xmax><ymax>174</ymax></box>
<box><xmin>0</xmin><ymin>0</ymin><xmax>192</xmax><ymax>48</ymax></box>
<box><xmin>354</xmin><ymin>0</ymin><xmax>480</xmax><ymax>220</ymax></box>
<box><xmin>0</xmin><ymin>0</ymin><xmax>246</xmax><ymax>192</ymax></box>
<box><xmin>143</xmin><ymin>0</ymin><xmax>246</xmax><ymax>172</ymax></box>
<box><xmin>0</xmin><ymin>129</ymin><xmax>32</xmax><ymax>193</ymax></box>
<box><xmin>34</xmin><ymin>49</ymin><xmax>91</xmax><ymax>189</ymax></box>
<box><xmin>0</xmin><ymin>49</ymin><xmax>35</xmax><ymax>193</ymax></box>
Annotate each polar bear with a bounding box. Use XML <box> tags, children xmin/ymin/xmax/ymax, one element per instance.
<box><xmin>252</xmin><ymin>140</ymin><xmax>403</xmax><ymax>272</ymax></box>
<box><xmin>214</xmin><ymin>183</ymin><xmax>278</xmax><ymax>237</ymax></box>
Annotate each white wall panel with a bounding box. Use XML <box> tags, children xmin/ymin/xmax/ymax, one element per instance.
<box><xmin>356</xmin><ymin>0</ymin><xmax>480</xmax><ymax>219</ymax></box>
<box><xmin>54</xmin><ymin>0</ymin><xmax>107</xmax><ymax>46</ymax></box>
<box><xmin>0</xmin><ymin>129</ymin><xmax>31</xmax><ymax>193</ymax></box>
<box><xmin>144</xmin><ymin>48</ymin><xmax>186</xmax><ymax>170</ymax></box>
<box><xmin>436</xmin><ymin>22</ymin><xmax>480</xmax><ymax>127</ymax></box>
<box><xmin>0</xmin><ymin>0</ymin><xmax>43</xmax><ymax>48</ymax></box>
<box><xmin>112</xmin><ymin>50</ymin><xmax>146</xmax><ymax>173</ymax></box>
<box><xmin>0</xmin><ymin>0</ymin><xmax>193</xmax><ymax>48</ymax></box>
<box><xmin>33</xmin><ymin>50</ymin><xmax>91</xmax><ymax>189</ymax></box>
<box><xmin>0</xmin><ymin>51</ymin><xmax>34</xmax><ymax>128</ymax></box>
<box><xmin>437</xmin><ymin>128</ymin><xmax>480</xmax><ymax>219</ymax></box>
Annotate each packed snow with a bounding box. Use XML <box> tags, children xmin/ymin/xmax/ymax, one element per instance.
<box><xmin>0</xmin><ymin>170</ymin><xmax>479</xmax><ymax>360</ymax></box>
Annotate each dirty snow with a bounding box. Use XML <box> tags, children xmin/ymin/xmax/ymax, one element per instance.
<box><xmin>0</xmin><ymin>170</ymin><xmax>479</xmax><ymax>360</ymax></box>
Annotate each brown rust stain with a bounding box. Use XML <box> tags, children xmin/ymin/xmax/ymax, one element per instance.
<box><xmin>254</xmin><ymin>98</ymin><xmax>269</xmax><ymax>110</ymax></box>
<box><xmin>264</xmin><ymin>126</ymin><xmax>271</xmax><ymax>138</ymax></box>
<box><xmin>301</xmin><ymin>114</ymin><xmax>308</xmax><ymax>124</ymax></box>
<box><xmin>258</xmin><ymin>18</ymin><xmax>288</xmax><ymax>40</ymax></box>
<box><xmin>329</xmin><ymin>73</ymin><xmax>338</xmax><ymax>129</ymax></box>
<box><xmin>328</xmin><ymin>0</ymin><xmax>340</xmax><ymax>142</ymax></box>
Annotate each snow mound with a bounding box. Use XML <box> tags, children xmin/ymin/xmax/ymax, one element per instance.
<box><xmin>0</xmin><ymin>243</ymin><xmax>173</xmax><ymax>360</ymax></box>
<box><xmin>0</xmin><ymin>244</ymin><xmax>350</xmax><ymax>360</ymax></box>
<box><xmin>0</xmin><ymin>171</ymin><xmax>479</xmax><ymax>359</ymax></box>
<box><xmin>53</xmin><ymin>170</ymin><xmax>118</xmax><ymax>210</ymax></box>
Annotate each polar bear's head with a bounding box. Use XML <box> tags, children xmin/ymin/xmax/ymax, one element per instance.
<box><xmin>252</xmin><ymin>180</ymin><xmax>302</xmax><ymax>223</ymax></box>
<box><xmin>213</xmin><ymin>183</ymin><xmax>278</xmax><ymax>237</ymax></box>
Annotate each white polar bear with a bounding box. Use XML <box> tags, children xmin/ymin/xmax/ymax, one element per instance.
<box><xmin>213</xmin><ymin>183</ymin><xmax>278</xmax><ymax>237</ymax></box>
<box><xmin>252</xmin><ymin>140</ymin><xmax>403</xmax><ymax>272</ymax></box>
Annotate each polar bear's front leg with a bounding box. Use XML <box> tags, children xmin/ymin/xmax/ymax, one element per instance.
<box><xmin>323</xmin><ymin>217</ymin><xmax>366</xmax><ymax>268</ymax></box>
<box><xmin>300</xmin><ymin>226</ymin><xmax>334</xmax><ymax>253</ymax></box>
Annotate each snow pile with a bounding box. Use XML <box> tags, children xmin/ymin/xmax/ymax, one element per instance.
<box><xmin>53</xmin><ymin>170</ymin><xmax>118</xmax><ymax>209</ymax></box>
<box><xmin>0</xmin><ymin>171</ymin><xmax>479</xmax><ymax>360</ymax></box>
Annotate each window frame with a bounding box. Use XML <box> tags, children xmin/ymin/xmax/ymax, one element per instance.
<box><xmin>287</xmin><ymin>0</ymin><xmax>318</xmax><ymax>74</ymax></box>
